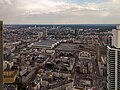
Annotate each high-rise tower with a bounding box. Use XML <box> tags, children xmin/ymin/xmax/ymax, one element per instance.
<box><xmin>0</xmin><ymin>21</ymin><xmax>4</xmax><ymax>90</ymax></box>
<box><xmin>107</xmin><ymin>25</ymin><xmax>120</xmax><ymax>90</ymax></box>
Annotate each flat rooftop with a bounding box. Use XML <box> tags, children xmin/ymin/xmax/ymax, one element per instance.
<box><xmin>33</xmin><ymin>39</ymin><xmax>59</xmax><ymax>49</ymax></box>
<box><xmin>55</xmin><ymin>43</ymin><xmax>79</xmax><ymax>51</ymax></box>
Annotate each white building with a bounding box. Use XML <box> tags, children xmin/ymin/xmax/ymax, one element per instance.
<box><xmin>3</xmin><ymin>61</ymin><xmax>7</xmax><ymax>70</ymax></box>
<box><xmin>20</xmin><ymin>67</ymin><xmax>28</xmax><ymax>76</ymax></box>
<box><xmin>3</xmin><ymin>61</ymin><xmax>14</xmax><ymax>70</ymax></box>
<box><xmin>107</xmin><ymin>25</ymin><xmax>120</xmax><ymax>90</ymax></box>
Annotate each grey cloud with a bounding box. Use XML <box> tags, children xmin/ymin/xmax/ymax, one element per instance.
<box><xmin>0</xmin><ymin>0</ymin><xmax>120</xmax><ymax>24</ymax></box>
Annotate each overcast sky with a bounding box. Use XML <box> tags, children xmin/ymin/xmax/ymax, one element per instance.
<box><xmin>0</xmin><ymin>0</ymin><xmax>120</xmax><ymax>24</ymax></box>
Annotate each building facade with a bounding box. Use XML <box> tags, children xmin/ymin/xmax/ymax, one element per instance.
<box><xmin>0</xmin><ymin>21</ymin><xmax>4</xmax><ymax>90</ymax></box>
<box><xmin>107</xmin><ymin>25</ymin><xmax>120</xmax><ymax>90</ymax></box>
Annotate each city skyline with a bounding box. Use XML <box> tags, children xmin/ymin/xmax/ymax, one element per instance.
<box><xmin>0</xmin><ymin>0</ymin><xmax>120</xmax><ymax>24</ymax></box>
<box><xmin>3</xmin><ymin>23</ymin><xmax>109</xmax><ymax>90</ymax></box>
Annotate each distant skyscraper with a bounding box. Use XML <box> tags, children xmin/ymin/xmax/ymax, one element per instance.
<box><xmin>43</xmin><ymin>29</ymin><xmax>47</xmax><ymax>38</ymax></box>
<box><xmin>107</xmin><ymin>25</ymin><xmax>120</xmax><ymax>90</ymax></box>
<box><xmin>75</xmin><ymin>29</ymin><xmax>79</xmax><ymax>36</ymax></box>
<box><xmin>38</xmin><ymin>32</ymin><xmax>43</xmax><ymax>39</ymax></box>
<box><xmin>0</xmin><ymin>21</ymin><xmax>4</xmax><ymax>90</ymax></box>
<box><xmin>108</xmin><ymin>36</ymin><xmax>112</xmax><ymax>47</ymax></box>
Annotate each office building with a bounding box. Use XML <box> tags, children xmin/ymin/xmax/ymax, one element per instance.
<box><xmin>107</xmin><ymin>25</ymin><xmax>120</xmax><ymax>90</ymax></box>
<box><xmin>75</xmin><ymin>29</ymin><xmax>79</xmax><ymax>36</ymax></box>
<box><xmin>38</xmin><ymin>32</ymin><xmax>43</xmax><ymax>39</ymax></box>
<box><xmin>108</xmin><ymin>36</ymin><xmax>112</xmax><ymax>47</ymax></box>
<box><xmin>0</xmin><ymin>21</ymin><xmax>4</xmax><ymax>90</ymax></box>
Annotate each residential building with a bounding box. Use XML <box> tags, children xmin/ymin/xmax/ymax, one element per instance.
<box><xmin>107</xmin><ymin>25</ymin><xmax>120</xmax><ymax>90</ymax></box>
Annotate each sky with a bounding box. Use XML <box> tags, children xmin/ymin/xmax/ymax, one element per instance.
<box><xmin>0</xmin><ymin>0</ymin><xmax>120</xmax><ymax>24</ymax></box>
